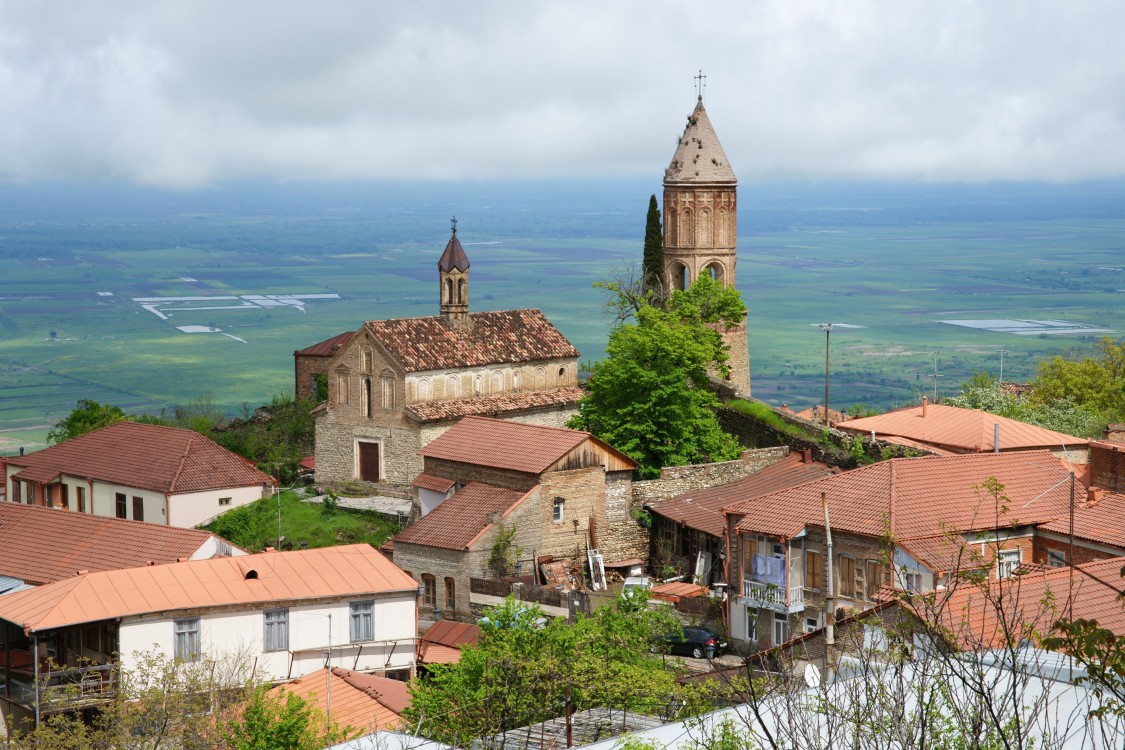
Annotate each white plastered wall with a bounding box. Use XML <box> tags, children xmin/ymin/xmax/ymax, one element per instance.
<box><xmin>169</xmin><ymin>485</ymin><xmax>267</xmax><ymax>529</ymax></box>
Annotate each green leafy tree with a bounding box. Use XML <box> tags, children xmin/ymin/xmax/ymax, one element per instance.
<box><xmin>946</xmin><ymin>376</ymin><xmax>1105</xmax><ymax>438</ymax></box>
<box><xmin>642</xmin><ymin>194</ymin><xmax>664</xmax><ymax>293</ymax></box>
<box><xmin>47</xmin><ymin>399</ymin><xmax>126</xmax><ymax>444</ymax></box>
<box><xmin>226</xmin><ymin>684</ymin><xmax>352</xmax><ymax>750</ymax></box>
<box><xmin>1031</xmin><ymin>336</ymin><xmax>1125</xmax><ymax>418</ymax></box>
<box><xmin>570</xmin><ymin>274</ymin><xmax>744</xmax><ymax>477</ymax></box>
<box><xmin>404</xmin><ymin>595</ymin><xmax>691</xmax><ymax>747</ymax></box>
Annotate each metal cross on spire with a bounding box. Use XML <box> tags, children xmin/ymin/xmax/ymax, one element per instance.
<box><xmin>694</xmin><ymin>69</ymin><xmax>707</xmax><ymax>100</ymax></box>
<box><xmin>450</xmin><ymin>216</ymin><xmax>458</xmax><ymax>235</ymax></box>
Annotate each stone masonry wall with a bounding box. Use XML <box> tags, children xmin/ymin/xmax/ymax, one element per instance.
<box><xmin>631</xmin><ymin>447</ymin><xmax>789</xmax><ymax>507</ymax></box>
<box><xmin>1089</xmin><ymin>441</ymin><xmax>1125</xmax><ymax>493</ymax></box>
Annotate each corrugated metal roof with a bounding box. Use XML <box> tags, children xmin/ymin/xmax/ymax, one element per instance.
<box><xmin>364</xmin><ymin>309</ymin><xmax>578</xmax><ymax>373</ymax></box>
<box><xmin>0</xmin><ymin>503</ymin><xmax>231</xmax><ymax>586</ymax></box>
<box><xmin>837</xmin><ymin>403</ymin><xmax>1087</xmax><ymax>453</ymax></box>
<box><xmin>5</xmin><ymin>421</ymin><xmax>275</xmax><ymax>495</ymax></box>
<box><xmin>392</xmin><ymin>483</ymin><xmax>531</xmax><ymax>551</ymax></box>
<box><xmin>0</xmin><ymin>544</ymin><xmax>415</xmax><ymax>632</ymax></box>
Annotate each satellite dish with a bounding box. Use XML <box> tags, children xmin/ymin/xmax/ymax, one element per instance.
<box><xmin>804</xmin><ymin>663</ymin><xmax>822</xmax><ymax>688</ymax></box>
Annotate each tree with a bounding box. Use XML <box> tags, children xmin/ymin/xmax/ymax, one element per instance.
<box><xmin>404</xmin><ymin>595</ymin><xmax>693</xmax><ymax>748</ymax></box>
<box><xmin>569</xmin><ymin>274</ymin><xmax>744</xmax><ymax>478</ymax></box>
<box><xmin>46</xmin><ymin>399</ymin><xmax>126</xmax><ymax>444</ymax></box>
<box><xmin>947</xmin><ymin>374</ymin><xmax>1106</xmax><ymax>438</ymax></box>
<box><xmin>1031</xmin><ymin>335</ymin><xmax>1125</xmax><ymax>419</ymax></box>
<box><xmin>227</xmin><ymin>684</ymin><xmax>352</xmax><ymax>750</ymax></box>
<box><xmin>642</xmin><ymin>194</ymin><xmax>664</xmax><ymax>293</ymax></box>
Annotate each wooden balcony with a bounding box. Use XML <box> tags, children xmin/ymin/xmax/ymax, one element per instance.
<box><xmin>7</xmin><ymin>662</ymin><xmax>118</xmax><ymax>713</ymax></box>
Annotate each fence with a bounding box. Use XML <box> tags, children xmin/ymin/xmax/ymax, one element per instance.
<box><xmin>469</xmin><ymin>578</ymin><xmax>582</xmax><ymax>613</ymax></box>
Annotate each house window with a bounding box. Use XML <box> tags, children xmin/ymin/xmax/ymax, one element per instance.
<box><xmin>219</xmin><ymin>497</ymin><xmax>232</xmax><ymax>506</ymax></box>
<box><xmin>838</xmin><ymin>555</ymin><xmax>856</xmax><ymax>598</ymax></box>
<box><xmin>746</xmin><ymin>609</ymin><xmax>758</xmax><ymax>642</ymax></box>
<box><xmin>263</xmin><ymin>609</ymin><xmax>289</xmax><ymax>652</ymax></box>
<box><xmin>11</xmin><ymin>480</ymin><xmax>20</xmax><ymax>504</ymax></box>
<box><xmin>805</xmin><ymin>616</ymin><xmax>820</xmax><ymax>634</ymax></box>
<box><xmin>422</xmin><ymin>575</ymin><xmax>437</xmax><ymax>609</ymax></box>
<box><xmin>997</xmin><ymin>549</ymin><xmax>1021</xmax><ymax>579</ymax></box>
<box><xmin>76</xmin><ymin>486</ymin><xmax>85</xmax><ymax>513</ymax></box>
<box><xmin>558</xmin><ymin>366</ymin><xmax>566</xmax><ymax>381</ymax></box>
<box><xmin>173</xmin><ymin>618</ymin><xmax>201</xmax><ymax>662</ymax></box>
<box><xmin>133</xmin><ymin>496</ymin><xmax>144</xmax><ymax>522</ymax></box>
<box><xmin>773</xmin><ymin>613</ymin><xmax>789</xmax><ymax>645</ymax></box>
<box><xmin>903</xmin><ymin>570</ymin><xmax>922</xmax><ymax>592</ymax></box>
<box><xmin>1047</xmin><ymin>549</ymin><xmax>1066</xmax><ymax>568</ymax></box>
<box><xmin>350</xmin><ymin>600</ymin><xmax>374</xmax><ymax>642</ymax></box>
<box><xmin>865</xmin><ymin>560</ymin><xmax>885</xmax><ymax>599</ymax></box>
<box><xmin>552</xmin><ymin>497</ymin><xmax>565</xmax><ymax>523</ymax></box>
<box><xmin>60</xmin><ymin>484</ymin><xmax>69</xmax><ymax>510</ymax></box>
<box><xmin>45</xmin><ymin>484</ymin><xmax>54</xmax><ymax>508</ymax></box>
<box><xmin>805</xmin><ymin>550</ymin><xmax>821</xmax><ymax>590</ymax></box>
<box><xmin>445</xmin><ymin>577</ymin><xmax>456</xmax><ymax>611</ymax></box>
<box><xmin>115</xmin><ymin>493</ymin><xmax>127</xmax><ymax>519</ymax></box>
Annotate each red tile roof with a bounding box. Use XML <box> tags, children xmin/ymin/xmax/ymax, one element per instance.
<box><xmin>404</xmin><ymin>387</ymin><xmax>585</xmax><ymax>423</ymax></box>
<box><xmin>418</xmin><ymin>620</ymin><xmax>480</xmax><ymax>664</ymax></box>
<box><xmin>0</xmin><ymin>503</ymin><xmax>238</xmax><ymax>586</ymax></box>
<box><xmin>6</xmin><ymin>421</ymin><xmax>275</xmax><ymax>494</ymax></box>
<box><xmin>6</xmin><ymin>425</ymin><xmax>274</xmax><ymax>494</ymax></box>
<box><xmin>364</xmin><ymin>309</ymin><xmax>578</xmax><ymax>373</ymax></box>
<box><xmin>730</xmin><ymin>451</ymin><xmax>1082</xmax><ymax>545</ymax></box>
<box><xmin>648</xmin><ymin>453</ymin><xmax>836</xmax><ymax>537</ymax></box>
<box><xmin>412</xmin><ymin>473</ymin><xmax>456</xmax><ymax>493</ymax></box>
<box><xmin>392</xmin><ymin>482</ymin><xmax>532</xmax><ymax>550</ymax></box>
<box><xmin>271</xmin><ymin>667</ymin><xmax>407</xmax><ymax>732</ymax></box>
<box><xmin>837</xmin><ymin>402</ymin><xmax>1087</xmax><ymax>453</ymax></box>
<box><xmin>418</xmin><ymin>415</ymin><xmax>634</xmax><ymax>475</ymax></box>
<box><xmin>0</xmin><ymin>544</ymin><xmax>415</xmax><ymax>632</ymax></box>
<box><xmin>924</xmin><ymin>556</ymin><xmax>1125</xmax><ymax>647</ymax></box>
<box><xmin>295</xmin><ymin>331</ymin><xmax>354</xmax><ymax>358</ymax></box>
<box><xmin>1039</xmin><ymin>487</ymin><xmax>1125</xmax><ymax>548</ymax></box>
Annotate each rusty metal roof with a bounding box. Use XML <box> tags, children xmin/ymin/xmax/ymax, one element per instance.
<box><xmin>0</xmin><ymin>544</ymin><xmax>415</xmax><ymax>633</ymax></box>
<box><xmin>294</xmin><ymin>331</ymin><xmax>354</xmax><ymax>358</ymax></box>
<box><xmin>5</xmin><ymin>421</ymin><xmax>275</xmax><ymax>495</ymax></box>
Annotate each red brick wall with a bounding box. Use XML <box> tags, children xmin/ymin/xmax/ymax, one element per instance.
<box><xmin>1035</xmin><ymin>535</ymin><xmax>1120</xmax><ymax>567</ymax></box>
<box><xmin>1090</xmin><ymin>441</ymin><xmax>1125</xmax><ymax>493</ymax></box>
<box><xmin>294</xmin><ymin>354</ymin><xmax>329</xmax><ymax>400</ymax></box>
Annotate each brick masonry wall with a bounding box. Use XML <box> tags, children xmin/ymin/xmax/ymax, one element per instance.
<box><xmin>1090</xmin><ymin>441</ymin><xmax>1125</xmax><ymax>493</ymax></box>
<box><xmin>1035</xmin><ymin>534</ymin><xmax>1122</xmax><ymax>567</ymax></box>
<box><xmin>294</xmin><ymin>354</ymin><xmax>329</xmax><ymax>400</ymax></box>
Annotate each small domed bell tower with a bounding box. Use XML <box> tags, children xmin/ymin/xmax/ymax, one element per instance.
<box><xmin>438</xmin><ymin>217</ymin><xmax>470</xmax><ymax>320</ymax></box>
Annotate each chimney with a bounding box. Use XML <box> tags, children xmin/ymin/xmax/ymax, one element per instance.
<box><xmin>921</xmin><ymin>396</ymin><xmax>928</xmax><ymax>417</ymax></box>
<box><xmin>19</xmin><ymin>447</ymin><xmax>24</xmax><ymax>456</ymax></box>
<box><xmin>1086</xmin><ymin>487</ymin><xmax>1103</xmax><ymax>507</ymax></box>
<box><xmin>802</xmin><ymin>448</ymin><xmax>812</xmax><ymax>464</ymax></box>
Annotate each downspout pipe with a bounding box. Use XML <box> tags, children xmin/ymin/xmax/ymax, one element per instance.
<box><xmin>823</xmin><ymin>492</ymin><xmax>835</xmax><ymax>684</ymax></box>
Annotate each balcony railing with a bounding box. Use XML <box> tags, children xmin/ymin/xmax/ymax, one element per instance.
<box><xmin>9</xmin><ymin>663</ymin><xmax>118</xmax><ymax>711</ymax></box>
<box><xmin>742</xmin><ymin>580</ymin><xmax>805</xmax><ymax>612</ymax></box>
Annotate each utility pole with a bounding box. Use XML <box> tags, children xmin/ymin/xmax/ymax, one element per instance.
<box><xmin>823</xmin><ymin>492</ymin><xmax>835</xmax><ymax>684</ymax></box>
<box><xmin>819</xmin><ymin>323</ymin><xmax>833</xmax><ymax>425</ymax></box>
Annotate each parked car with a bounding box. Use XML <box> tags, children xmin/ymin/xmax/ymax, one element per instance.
<box><xmin>662</xmin><ymin>626</ymin><xmax>727</xmax><ymax>659</ymax></box>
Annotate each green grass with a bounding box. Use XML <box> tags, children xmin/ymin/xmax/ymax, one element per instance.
<box><xmin>725</xmin><ymin>399</ymin><xmax>820</xmax><ymax>441</ymax></box>
<box><xmin>199</xmin><ymin>491</ymin><xmax>401</xmax><ymax>552</ymax></box>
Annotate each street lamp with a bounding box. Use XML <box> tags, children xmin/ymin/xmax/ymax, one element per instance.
<box><xmin>818</xmin><ymin>324</ymin><xmax>833</xmax><ymax>426</ymax></box>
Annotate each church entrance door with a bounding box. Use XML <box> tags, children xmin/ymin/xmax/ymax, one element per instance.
<box><xmin>358</xmin><ymin>441</ymin><xmax>380</xmax><ymax>482</ymax></box>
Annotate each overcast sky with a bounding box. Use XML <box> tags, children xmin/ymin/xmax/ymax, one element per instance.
<box><xmin>2</xmin><ymin>1</ymin><xmax>1124</xmax><ymax>188</ymax></box>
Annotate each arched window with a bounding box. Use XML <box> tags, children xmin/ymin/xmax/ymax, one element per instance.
<box><xmin>474</xmin><ymin>374</ymin><xmax>482</xmax><ymax>396</ymax></box>
<box><xmin>447</xmin><ymin>375</ymin><xmax>460</xmax><ymax>398</ymax></box>
<box><xmin>458</xmin><ymin>279</ymin><xmax>467</xmax><ymax>304</ymax></box>
<box><xmin>444</xmin><ymin>577</ymin><xmax>456</xmax><ymax>611</ymax></box>
<box><xmin>444</xmin><ymin>278</ymin><xmax>453</xmax><ymax>304</ymax></box>
<box><xmin>380</xmin><ymin>369</ymin><xmax>395</xmax><ymax>410</ymax></box>
<box><xmin>670</xmin><ymin>262</ymin><xmax>689</xmax><ymax>291</ymax></box>
<box><xmin>512</xmin><ymin>372</ymin><xmax>521</xmax><ymax>392</ymax></box>
<box><xmin>364</xmin><ymin>377</ymin><xmax>372</xmax><ymax>418</ymax></box>
<box><xmin>557</xmin><ymin>366</ymin><xmax>567</xmax><ymax>383</ymax></box>
<box><xmin>717</xmin><ymin>209</ymin><xmax>729</xmax><ymax>246</ymax></box>
<box><xmin>491</xmin><ymin>370</ymin><xmax>504</xmax><ymax>393</ymax></box>
<box><xmin>704</xmin><ymin>262</ymin><xmax>724</xmax><ymax>284</ymax></box>
<box><xmin>421</xmin><ymin>575</ymin><xmax>436</xmax><ymax>609</ymax></box>
<box><xmin>417</xmin><ymin>377</ymin><xmax>432</xmax><ymax>401</ymax></box>
<box><xmin>678</xmin><ymin>208</ymin><xmax>693</xmax><ymax>246</ymax></box>
<box><xmin>534</xmin><ymin>367</ymin><xmax>546</xmax><ymax>390</ymax></box>
<box><xmin>337</xmin><ymin>370</ymin><xmax>349</xmax><ymax>404</ymax></box>
<box><xmin>697</xmin><ymin>208</ymin><xmax>712</xmax><ymax>247</ymax></box>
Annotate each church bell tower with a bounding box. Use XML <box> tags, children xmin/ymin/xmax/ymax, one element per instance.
<box><xmin>662</xmin><ymin>84</ymin><xmax>751</xmax><ymax>396</ymax></box>
<box><xmin>438</xmin><ymin>217</ymin><xmax>470</xmax><ymax>320</ymax></box>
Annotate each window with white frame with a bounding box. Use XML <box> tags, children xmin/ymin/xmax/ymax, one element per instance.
<box><xmin>350</xmin><ymin>600</ymin><xmax>374</xmax><ymax>642</ymax></box>
<box><xmin>173</xmin><ymin>617</ymin><xmax>201</xmax><ymax>662</ymax></box>
<box><xmin>805</xmin><ymin>616</ymin><xmax>820</xmax><ymax>634</ymax></box>
<box><xmin>903</xmin><ymin>570</ymin><xmax>922</xmax><ymax>592</ymax></box>
<box><xmin>552</xmin><ymin>497</ymin><xmax>565</xmax><ymax>523</ymax></box>
<box><xmin>263</xmin><ymin>609</ymin><xmax>289</xmax><ymax>652</ymax></box>
<box><xmin>997</xmin><ymin>549</ymin><xmax>1021</xmax><ymax>579</ymax></box>
<box><xmin>773</xmin><ymin>613</ymin><xmax>789</xmax><ymax>645</ymax></box>
<box><xmin>1047</xmin><ymin>549</ymin><xmax>1066</xmax><ymax>568</ymax></box>
<box><xmin>746</xmin><ymin>608</ymin><xmax>758</xmax><ymax>642</ymax></box>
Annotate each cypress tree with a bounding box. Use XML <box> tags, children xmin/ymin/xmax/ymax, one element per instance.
<box><xmin>642</xmin><ymin>194</ymin><xmax>664</xmax><ymax>291</ymax></box>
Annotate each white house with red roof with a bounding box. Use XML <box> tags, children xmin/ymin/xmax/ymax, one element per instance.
<box><xmin>0</xmin><ymin>544</ymin><xmax>417</xmax><ymax>737</ymax></box>
<box><xmin>2</xmin><ymin>421</ymin><xmax>276</xmax><ymax>528</ymax></box>
<box><xmin>310</xmin><ymin>226</ymin><xmax>583</xmax><ymax>487</ymax></box>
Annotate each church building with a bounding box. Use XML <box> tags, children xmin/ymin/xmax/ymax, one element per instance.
<box><xmin>310</xmin><ymin>223</ymin><xmax>583</xmax><ymax>487</ymax></box>
<box><xmin>663</xmin><ymin>94</ymin><xmax>751</xmax><ymax>396</ymax></box>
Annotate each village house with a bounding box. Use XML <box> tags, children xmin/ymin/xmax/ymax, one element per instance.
<box><xmin>311</xmin><ymin>224</ymin><xmax>583</xmax><ymax>487</ymax></box>
<box><xmin>0</xmin><ymin>544</ymin><xmax>417</xmax><ymax>737</ymax></box>
<box><xmin>835</xmin><ymin>397</ymin><xmax>1089</xmax><ymax>461</ymax></box>
<box><xmin>0</xmin><ymin>502</ymin><xmax>243</xmax><ymax>593</ymax></box>
<box><xmin>723</xmin><ymin>450</ymin><xmax>1125</xmax><ymax>652</ymax></box>
<box><xmin>643</xmin><ymin>450</ymin><xmax>835</xmax><ymax>587</ymax></box>
<box><xmin>388</xmin><ymin>416</ymin><xmax>639</xmax><ymax>619</ymax></box>
<box><xmin>2</xmin><ymin>421</ymin><xmax>276</xmax><ymax>528</ymax></box>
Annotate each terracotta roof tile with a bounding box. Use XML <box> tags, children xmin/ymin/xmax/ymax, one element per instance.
<box><xmin>411</xmin><ymin>474</ymin><xmax>455</xmax><ymax>493</ymax></box>
<box><xmin>418</xmin><ymin>620</ymin><xmax>480</xmax><ymax>664</ymax></box>
<box><xmin>364</xmin><ymin>309</ymin><xmax>578</xmax><ymax>373</ymax></box>
<box><xmin>405</xmin><ymin>387</ymin><xmax>584</xmax><ymax>423</ymax></box>
<box><xmin>730</xmin><ymin>451</ymin><xmax>1079</xmax><ymax>543</ymax></box>
<box><xmin>5</xmin><ymin>421</ymin><xmax>275</xmax><ymax>495</ymax></box>
<box><xmin>417</xmin><ymin>415</ymin><xmax>632</xmax><ymax>475</ymax></box>
<box><xmin>295</xmin><ymin>331</ymin><xmax>355</xmax><ymax>358</ymax></box>
<box><xmin>1040</xmin><ymin>488</ymin><xmax>1125</xmax><ymax>548</ymax></box>
<box><xmin>392</xmin><ymin>482</ymin><xmax>531</xmax><ymax>550</ymax></box>
<box><xmin>0</xmin><ymin>544</ymin><xmax>415</xmax><ymax>632</ymax></box>
<box><xmin>417</xmin><ymin>643</ymin><xmax>463</xmax><ymax>665</ymax></box>
<box><xmin>271</xmin><ymin>667</ymin><xmax>406</xmax><ymax>732</ymax></box>
<box><xmin>648</xmin><ymin>454</ymin><xmax>836</xmax><ymax>538</ymax></box>
<box><xmin>837</xmin><ymin>403</ymin><xmax>1087</xmax><ymax>453</ymax></box>
<box><xmin>0</xmin><ymin>503</ymin><xmax>238</xmax><ymax>586</ymax></box>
